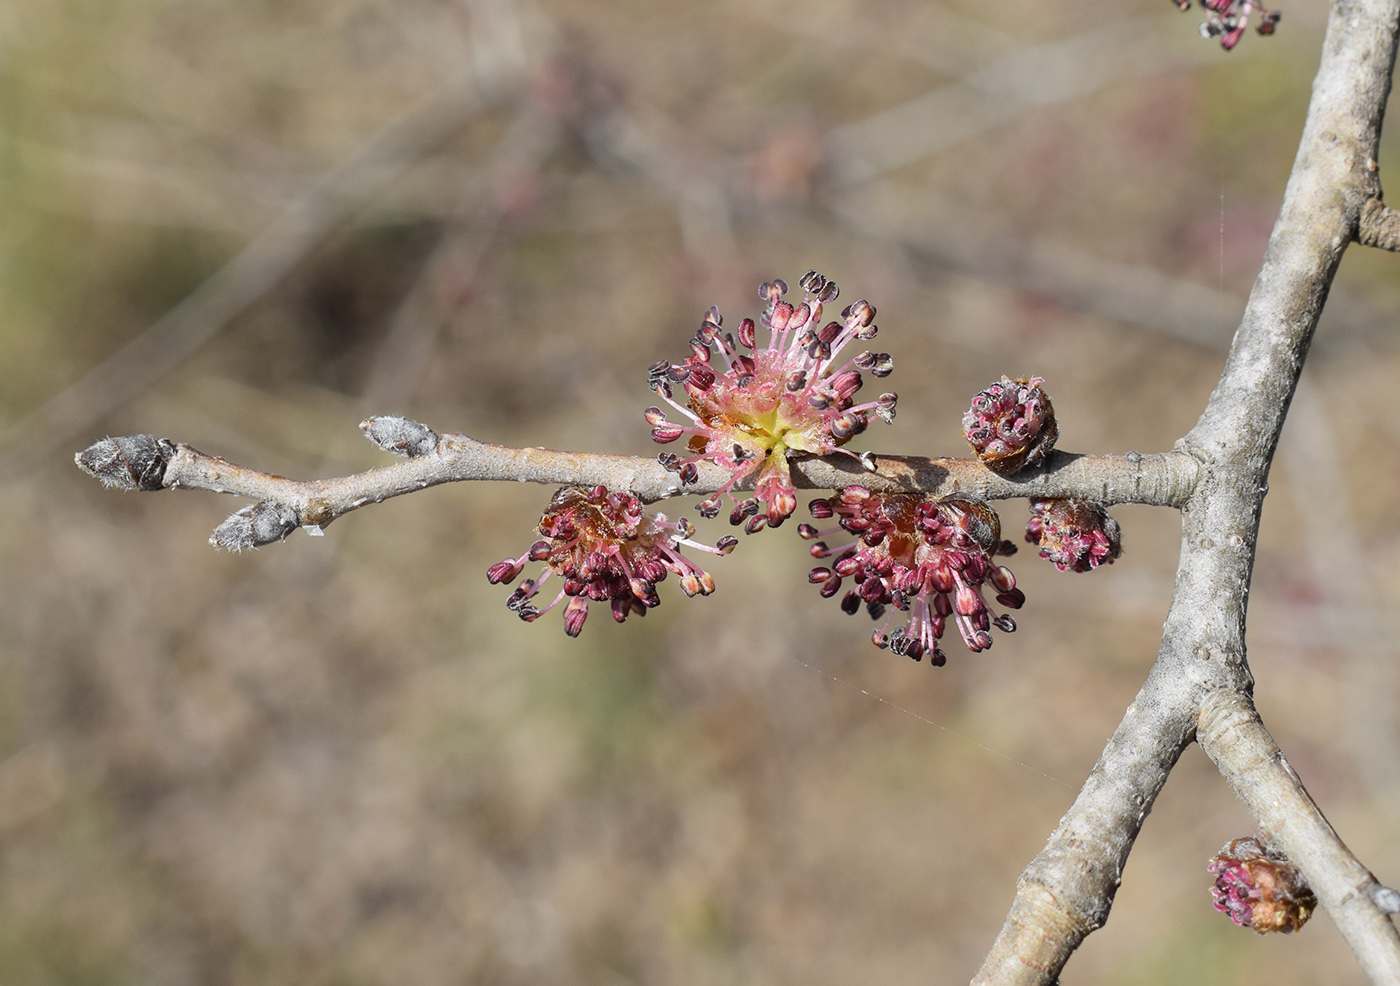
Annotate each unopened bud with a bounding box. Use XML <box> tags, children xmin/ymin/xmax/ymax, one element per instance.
<box><xmin>210</xmin><ymin>501</ymin><xmax>300</xmax><ymax>551</ymax></box>
<box><xmin>360</xmin><ymin>416</ymin><xmax>438</xmax><ymax>458</ymax></box>
<box><xmin>962</xmin><ymin>376</ymin><xmax>1058</xmax><ymax>474</ymax></box>
<box><xmin>75</xmin><ymin>435</ymin><xmax>176</xmax><ymax>491</ymax></box>
<box><xmin>1209</xmin><ymin>837</ymin><xmax>1315</xmax><ymax>934</ymax></box>
<box><xmin>1025</xmin><ymin>498</ymin><xmax>1122</xmax><ymax>572</ymax></box>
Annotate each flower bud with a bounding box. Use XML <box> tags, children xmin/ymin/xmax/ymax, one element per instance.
<box><xmin>1025</xmin><ymin>498</ymin><xmax>1122</xmax><ymax>572</ymax></box>
<box><xmin>1209</xmin><ymin>837</ymin><xmax>1315</xmax><ymax>934</ymax></box>
<box><xmin>962</xmin><ymin>376</ymin><xmax>1058</xmax><ymax>474</ymax></box>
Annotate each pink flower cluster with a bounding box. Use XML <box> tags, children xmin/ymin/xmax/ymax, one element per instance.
<box><xmin>488</xmin><ymin>485</ymin><xmax>736</xmax><ymax>636</ymax></box>
<box><xmin>1177</xmin><ymin>0</ymin><xmax>1280</xmax><ymax>50</ymax></box>
<box><xmin>1208</xmin><ymin>837</ymin><xmax>1315</xmax><ymax>934</ymax></box>
<box><xmin>1025</xmin><ymin>498</ymin><xmax>1122</xmax><ymax>573</ymax></box>
<box><xmin>962</xmin><ymin>376</ymin><xmax>1057</xmax><ymax>474</ymax></box>
<box><xmin>800</xmin><ymin>487</ymin><xmax>1024</xmax><ymax>666</ymax></box>
<box><xmin>647</xmin><ymin>271</ymin><xmax>896</xmax><ymax>532</ymax></box>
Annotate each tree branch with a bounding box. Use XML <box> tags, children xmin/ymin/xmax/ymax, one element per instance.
<box><xmin>975</xmin><ymin>0</ymin><xmax>1400</xmax><ymax>981</ymax></box>
<box><xmin>73</xmin><ymin>417</ymin><xmax>1199</xmax><ymax>549</ymax></box>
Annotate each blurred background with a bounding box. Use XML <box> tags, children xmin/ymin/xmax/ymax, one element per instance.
<box><xmin>1</xmin><ymin>0</ymin><xmax>1399</xmax><ymax>982</ymax></box>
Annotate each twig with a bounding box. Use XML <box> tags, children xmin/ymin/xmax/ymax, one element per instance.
<box><xmin>1199</xmin><ymin>690</ymin><xmax>1400</xmax><ymax>981</ymax></box>
<box><xmin>73</xmin><ymin>417</ymin><xmax>1199</xmax><ymax>549</ymax></box>
<box><xmin>1357</xmin><ymin>196</ymin><xmax>1400</xmax><ymax>250</ymax></box>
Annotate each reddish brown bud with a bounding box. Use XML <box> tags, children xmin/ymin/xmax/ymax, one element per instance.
<box><xmin>962</xmin><ymin>376</ymin><xmax>1057</xmax><ymax>474</ymax></box>
<box><xmin>1209</xmin><ymin>838</ymin><xmax>1315</xmax><ymax>934</ymax></box>
<box><xmin>1025</xmin><ymin>498</ymin><xmax>1122</xmax><ymax>572</ymax></box>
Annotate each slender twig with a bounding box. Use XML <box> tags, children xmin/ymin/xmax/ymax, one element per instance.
<box><xmin>73</xmin><ymin>419</ymin><xmax>1199</xmax><ymax>550</ymax></box>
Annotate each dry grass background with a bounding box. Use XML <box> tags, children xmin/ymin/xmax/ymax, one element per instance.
<box><xmin>2</xmin><ymin>0</ymin><xmax>1400</xmax><ymax>983</ymax></box>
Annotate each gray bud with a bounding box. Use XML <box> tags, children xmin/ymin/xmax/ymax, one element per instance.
<box><xmin>75</xmin><ymin>435</ymin><xmax>176</xmax><ymax>491</ymax></box>
<box><xmin>360</xmin><ymin>416</ymin><xmax>438</xmax><ymax>458</ymax></box>
<box><xmin>210</xmin><ymin>501</ymin><xmax>300</xmax><ymax>551</ymax></box>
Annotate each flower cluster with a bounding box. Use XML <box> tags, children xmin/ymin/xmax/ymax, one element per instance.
<box><xmin>962</xmin><ymin>376</ymin><xmax>1057</xmax><ymax>474</ymax></box>
<box><xmin>1174</xmin><ymin>0</ymin><xmax>1280</xmax><ymax>50</ymax></box>
<box><xmin>1025</xmin><ymin>498</ymin><xmax>1122</xmax><ymax>573</ymax></box>
<box><xmin>1208</xmin><ymin>837</ymin><xmax>1315</xmax><ymax>934</ymax></box>
<box><xmin>800</xmin><ymin>487</ymin><xmax>1024</xmax><ymax>665</ymax></box>
<box><xmin>488</xmin><ymin>485</ymin><xmax>736</xmax><ymax>636</ymax></box>
<box><xmin>646</xmin><ymin>271</ymin><xmax>896</xmax><ymax>532</ymax></box>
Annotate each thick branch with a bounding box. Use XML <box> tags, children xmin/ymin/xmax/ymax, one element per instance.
<box><xmin>976</xmin><ymin>0</ymin><xmax>1400</xmax><ymax>981</ymax></box>
<box><xmin>74</xmin><ymin>419</ymin><xmax>1198</xmax><ymax>549</ymax></box>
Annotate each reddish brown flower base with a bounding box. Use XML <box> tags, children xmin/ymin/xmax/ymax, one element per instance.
<box><xmin>489</xmin><ymin>486</ymin><xmax>737</xmax><ymax>636</ymax></box>
<box><xmin>800</xmin><ymin>487</ymin><xmax>1024</xmax><ymax>665</ymax></box>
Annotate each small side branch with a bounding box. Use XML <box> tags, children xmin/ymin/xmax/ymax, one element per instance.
<box><xmin>1357</xmin><ymin>198</ymin><xmax>1400</xmax><ymax>250</ymax></box>
<box><xmin>1199</xmin><ymin>690</ymin><xmax>1400</xmax><ymax>982</ymax></box>
<box><xmin>74</xmin><ymin>416</ymin><xmax>1199</xmax><ymax>550</ymax></box>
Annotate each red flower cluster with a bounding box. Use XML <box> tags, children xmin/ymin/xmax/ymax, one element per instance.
<box><xmin>1025</xmin><ymin>498</ymin><xmax>1122</xmax><ymax>573</ymax></box>
<box><xmin>488</xmin><ymin>485</ymin><xmax>736</xmax><ymax>636</ymax></box>
<box><xmin>647</xmin><ymin>271</ymin><xmax>896</xmax><ymax>532</ymax></box>
<box><xmin>1176</xmin><ymin>0</ymin><xmax>1280</xmax><ymax>50</ymax></box>
<box><xmin>800</xmin><ymin>487</ymin><xmax>1024</xmax><ymax>665</ymax></box>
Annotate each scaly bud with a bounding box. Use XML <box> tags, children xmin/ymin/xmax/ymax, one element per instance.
<box><xmin>75</xmin><ymin>435</ymin><xmax>176</xmax><ymax>491</ymax></box>
<box><xmin>360</xmin><ymin>416</ymin><xmax>438</xmax><ymax>458</ymax></box>
<box><xmin>1208</xmin><ymin>837</ymin><xmax>1315</xmax><ymax>934</ymax></box>
<box><xmin>962</xmin><ymin>376</ymin><xmax>1058</xmax><ymax>474</ymax></box>
<box><xmin>210</xmin><ymin>501</ymin><xmax>300</xmax><ymax>551</ymax></box>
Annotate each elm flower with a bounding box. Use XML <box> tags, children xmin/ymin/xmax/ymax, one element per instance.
<box><xmin>1208</xmin><ymin>837</ymin><xmax>1315</xmax><ymax>934</ymax></box>
<box><xmin>1025</xmin><ymin>498</ymin><xmax>1122</xmax><ymax>573</ymax></box>
<box><xmin>962</xmin><ymin>376</ymin><xmax>1057</xmax><ymax>474</ymax></box>
<box><xmin>488</xmin><ymin>485</ymin><xmax>737</xmax><ymax>636</ymax></box>
<box><xmin>799</xmin><ymin>487</ymin><xmax>1024</xmax><ymax>666</ymax></box>
<box><xmin>1178</xmin><ymin>0</ymin><xmax>1280</xmax><ymax>50</ymax></box>
<box><xmin>646</xmin><ymin>271</ymin><xmax>896</xmax><ymax>533</ymax></box>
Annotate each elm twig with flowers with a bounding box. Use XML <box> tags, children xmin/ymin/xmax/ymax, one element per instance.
<box><xmin>69</xmin><ymin>0</ymin><xmax>1400</xmax><ymax>982</ymax></box>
